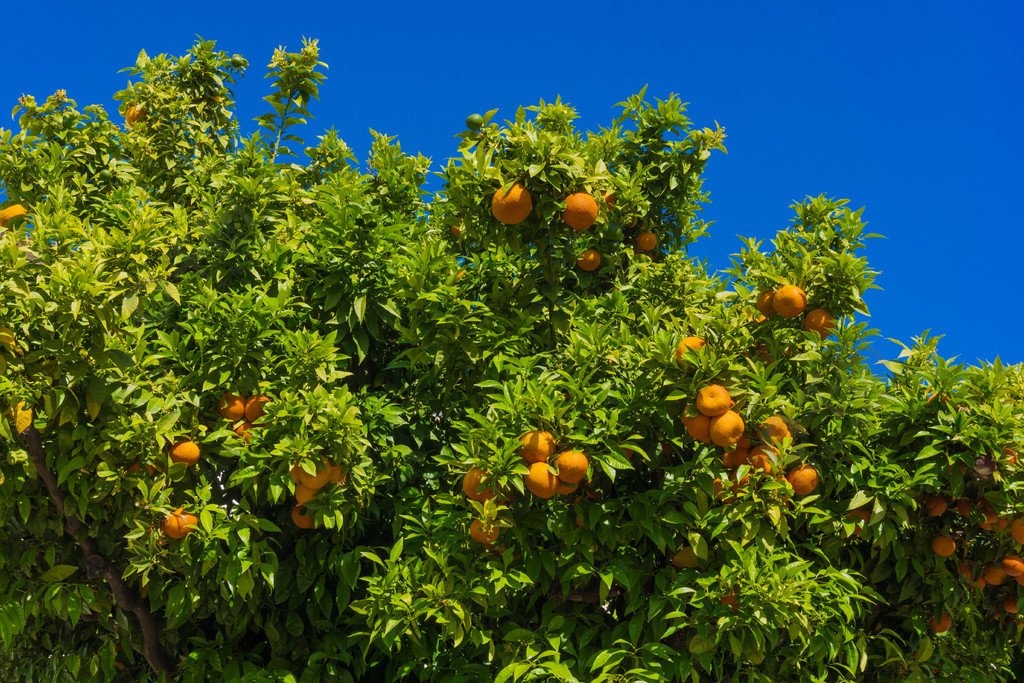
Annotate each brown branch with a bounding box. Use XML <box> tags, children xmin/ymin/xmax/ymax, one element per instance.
<box><xmin>20</xmin><ymin>424</ymin><xmax>170</xmax><ymax>673</ymax></box>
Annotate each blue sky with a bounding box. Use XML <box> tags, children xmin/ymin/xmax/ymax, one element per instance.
<box><xmin>2</xmin><ymin>1</ymin><xmax>1021</xmax><ymax>371</ymax></box>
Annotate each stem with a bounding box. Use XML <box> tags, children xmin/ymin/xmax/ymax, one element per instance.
<box><xmin>20</xmin><ymin>425</ymin><xmax>170</xmax><ymax>673</ymax></box>
<box><xmin>269</xmin><ymin>86</ymin><xmax>300</xmax><ymax>164</ymax></box>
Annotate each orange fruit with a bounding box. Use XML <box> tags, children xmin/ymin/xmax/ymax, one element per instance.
<box><xmin>125</xmin><ymin>105</ymin><xmax>146</xmax><ymax>127</ymax></box>
<box><xmin>1012</xmin><ymin>519</ymin><xmax>1024</xmax><ymax>544</ymax></box>
<box><xmin>695</xmin><ymin>385</ymin><xmax>733</xmax><ymax>417</ymax></box>
<box><xmin>524</xmin><ymin>462</ymin><xmax>559</xmax><ymax>499</ymax></box>
<box><xmin>161</xmin><ymin>508</ymin><xmax>198</xmax><ymax>539</ymax></box>
<box><xmin>492</xmin><ymin>183</ymin><xmax>532</xmax><ymax>225</ymax></box>
<box><xmin>295</xmin><ymin>483</ymin><xmax>318</xmax><ymax>505</ymax></box>
<box><xmin>984</xmin><ymin>563</ymin><xmax>1006</xmax><ymax>585</ymax></box>
<box><xmin>520</xmin><ymin>430</ymin><xmax>556</xmax><ymax>464</ymax></box>
<box><xmin>298</xmin><ymin>462</ymin><xmax>332</xmax><ymax>490</ymax></box>
<box><xmin>232</xmin><ymin>421</ymin><xmax>254</xmax><ymax>442</ymax></box>
<box><xmin>291</xmin><ymin>505</ymin><xmax>316</xmax><ymax>529</ymax></box>
<box><xmin>675</xmin><ymin>336</ymin><xmax>706</xmax><ymax>362</ymax></box>
<box><xmin>772</xmin><ymin>285</ymin><xmax>807</xmax><ymax>318</ymax></box>
<box><xmin>924</xmin><ymin>495</ymin><xmax>948</xmax><ymax>517</ymax></box>
<box><xmin>682</xmin><ymin>414</ymin><xmax>711</xmax><ymax>443</ymax></box>
<box><xmin>462</xmin><ymin>467</ymin><xmax>496</xmax><ymax>502</ymax></box>
<box><xmin>576</xmin><ymin>248</ymin><xmax>601</xmax><ymax>272</ymax></box>
<box><xmin>244</xmin><ymin>395</ymin><xmax>269</xmax><ymax>423</ymax></box>
<box><xmin>1004</xmin><ymin>596</ymin><xmax>1019</xmax><ymax>615</ymax></box>
<box><xmin>803</xmin><ymin>309</ymin><xmax>835</xmax><ymax>339</ymax></box>
<box><xmin>637</xmin><ymin>232</ymin><xmax>657</xmax><ymax>251</ymax></box>
<box><xmin>218</xmin><ymin>393</ymin><xmax>246</xmax><ymax>421</ymax></box>
<box><xmin>562</xmin><ymin>192</ymin><xmax>599</xmax><ymax>232</ymax></box>
<box><xmin>1017</xmin><ymin>574</ymin><xmax>1024</xmax><ymax>587</ymax></box>
<box><xmin>709</xmin><ymin>410</ymin><xmax>744</xmax><ymax>448</ymax></box>
<box><xmin>554</xmin><ymin>479</ymin><xmax>578</xmax><ymax>495</ymax></box>
<box><xmin>672</xmin><ymin>546</ymin><xmax>699</xmax><ymax>568</ymax></box>
<box><xmin>450</xmin><ymin>224</ymin><xmax>462</xmax><ymax>238</ymax></box>
<box><xmin>720</xmin><ymin>590</ymin><xmax>739</xmax><ymax>611</ymax></box>
<box><xmin>555</xmin><ymin>450</ymin><xmax>588</xmax><ymax>484</ymax></box>
<box><xmin>956</xmin><ymin>560</ymin><xmax>974</xmax><ymax>579</ymax></box>
<box><xmin>786</xmin><ymin>464</ymin><xmax>819</xmax><ymax>496</ymax></box>
<box><xmin>602</xmin><ymin>192</ymin><xmax>616</xmax><ymax>208</ymax></box>
<box><xmin>755</xmin><ymin>291</ymin><xmax>775</xmax><ymax>316</ymax></box>
<box><xmin>722</xmin><ymin>447</ymin><xmax>750</xmax><ymax>468</ymax></box>
<box><xmin>749</xmin><ymin>445</ymin><xmax>776</xmax><ymax>474</ymax></box>
<box><xmin>168</xmin><ymin>439</ymin><xmax>200</xmax><ymax>466</ymax></box>
<box><xmin>955</xmin><ymin>498</ymin><xmax>972</xmax><ymax>517</ymax></box>
<box><xmin>469</xmin><ymin>519</ymin><xmax>499</xmax><ymax>545</ymax></box>
<box><xmin>0</xmin><ymin>204</ymin><xmax>27</xmax><ymax>227</ymax></box>
<box><xmin>929</xmin><ymin>613</ymin><xmax>951</xmax><ymax>633</ymax></box>
<box><xmin>1001</xmin><ymin>556</ymin><xmax>1024</xmax><ymax>577</ymax></box>
<box><xmin>289</xmin><ymin>464</ymin><xmax>303</xmax><ymax>483</ymax></box>
<box><xmin>845</xmin><ymin>509</ymin><xmax>870</xmax><ymax>538</ymax></box>
<box><xmin>931</xmin><ymin>536</ymin><xmax>955</xmax><ymax>558</ymax></box>
<box><xmin>326</xmin><ymin>464</ymin><xmax>347</xmax><ymax>485</ymax></box>
<box><xmin>761</xmin><ymin>416</ymin><xmax>790</xmax><ymax>444</ymax></box>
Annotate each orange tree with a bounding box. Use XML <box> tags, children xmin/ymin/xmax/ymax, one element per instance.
<box><xmin>0</xmin><ymin>38</ymin><xmax>1022</xmax><ymax>682</ymax></box>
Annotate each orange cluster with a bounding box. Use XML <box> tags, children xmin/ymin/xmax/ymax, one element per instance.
<box><xmin>682</xmin><ymin>381</ymin><xmax>819</xmax><ymax>500</ymax></box>
<box><xmin>218</xmin><ymin>392</ymin><xmax>270</xmax><ymax>443</ymax></box>
<box><xmin>289</xmin><ymin>460</ymin><xmax>347</xmax><ymax>529</ymax></box>
<box><xmin>756</xmin><ymin>286</ymin><xmax>835</xmax><ymax>339</ymax></box>
<box><xmin>926</xmin><ymin>494</ymin><xmax>1024</xmax><ymax>627</ymax></box>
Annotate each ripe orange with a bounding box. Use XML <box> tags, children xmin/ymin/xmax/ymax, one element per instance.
<box><xmin>637</xmin><ymin>232</ymin><xmax>657</xmax><ymax>251</ymax></box>
<box><xmin>492</xmin><ymin>183</ymin><xmax>532</xmax><ymax>225</ymax></box>
<box><xmin>955</xmin><ymin>498</ymin><xmax>972</xmax><ymax>517</ymax></box>
<box><xmin>469</xmin><ymin>519</ymin><xmax>499</xmax><ymax>545</ymax></box>
<box><xmin>168</xmin><ymin>439</ymin><xmax>200</xmax><ymax>466</ymax></box>
<box><xmin>749</xmin><ymin>445</ymin><xmax>776</xmax><ymax>474</ymax></box>
<box><xmin>462</xmin><ymin>467</ymin><xmax>496</xmax><ymax>502</ymax></box>
<box><xmin>0</xmin><ymin>204</ymin><xmax>27</xmax><ymax>227</ymax></box>
<box><xmin>450</xmin><ymin>224</ymin><xmax>462</xmax><ymax>238</ymax></box>
<box><xmin>295</xmin><ymin>483</ymin><xmax>318</xmax><ymax>505</ymax></box>
<box><xmin>327</xmin><ymin>464</ymin><xmax>347</xmax><ymax>485</ymax></box>
<box><xmin>924</xmin><ymin>495</ymin><xmax>948</xmax><ymax>517</ymax></box>
<box><xmin>720</xmin><ymin>590</ymin><xmax>739</xmax><ymax>611</ymax></box>
<box><xmin>232</xmin><ymin>421</ymin><xmax>255</xmax><ymax>443</ymax></box>
<box><xmin>672</xmin><ymin>546</ymin><xmax>699</xmax><ymax>569</ymax></box>
<box><xmin>1012</xmin><ymin>519</ymin><xmax>1024</xmax><ymax>544</ymax></box>
<box><xmin>244</xmin><ymin>395</ymin><xmax>269</xmax><ymax>423</ymax></box>
<box><xmin>929</xmin><ymin>613</ymin><xmax>951</xmax><ymax>633</ymax></box>
<box><xmin>803</xmin><ymin>309</ymin><xmax>835</xmax><ymax>339</ymax></box>
<box><xmin>298</xmin><ymin>462</ymin><xmax>332</xmax><ymax>490</ymax></box>
<box><xmin>291</xmin><ymin>505</ymin><xmax>316</xmax><ymax>529</ymax></box>
<box><xmin>563</xmin><ymin>192</ymin><xmax>599</xmax><ymax>232</ymax></box>
<box><xmin>602</xmin><ymin>192</ymin><xmax>616</xmax><ymax>208</ymax></box>
<box><xmin>555</xmin><ymin>450</ymin><xmax>588</xmax><ymax>484</ymax></box>
<box><xmin>773</xmin><ymin>285</ymin><xmax>807</xmax><ymax>318</ymax></box>
<box><xmin>722</xmin><ymin>447</ymin><xmax>750</xmax><ymax>468</ymax></box>
<box><xmin>555</xmin><ymin>479</ymin><xmax>578</xmax><ymax>495</ymax></box>
<box><xmin>1004</xmin><ymin>596</ymin><xmax>1019</xmax><ymax>615</ymax></box>
<box><xmin>931</xmin><ymin>536</ymin><xmax>956</xmax><ymax>557</ymax></box>
<box><xmin>755</xmin><ymin>291</ymin><xmax>775</xmax><ymax>317</ymax></box>
<box><xmin>709</xmin><ymin>410</ymin><xmax>744</xmax><ymax>448</ymax></box>
<box><xmin>125</xmin><ymin>105</ymin><xmax>146</xmax><ymax>127</ymax></box>
<box><xmin>786</xmin><ymin>464</ymin><xmax>819</xmax><ymax>495</ymax></box>
<box><xmin>761</xmin><ymin>416</ymin><xmax>790</xmax><ymax>444</ymax></box>
<box><xmin>845</xmin><ymin>509</ymin><xmax>870</xmax><ymax>538</ymax></box>
<box><xmin>984</xmin><ymin>563</ymin><xmax>1006</xmax><ymax>585</ymax></box>
<box><xmin>695</xmin><ymin>385</ymin><xmax>733</xmax><ymax>417</ymax></box>
<box><xmin>675</xmin><ymin>336</ymin><xmax>705</xmax><ymax>362</ymax></box>
<box><xmin>162</xmin><ymin>508</ymin><xmax>198</xmax><ymax>539</ymax></box>
<box><xmin>219</xmin><ymin>393</ymin><xmax>246</xmax><ymax>421</ymax></box>
<box><xmin>1001</xmin><ymin>556</ymin><xmax>1024</xmax><ymax>577</ymax></box>
<box><xmin>520</xmin><ymin>431</ymin><xmax>556</xmax><ymax>464</ymax></box>
<box><xmin>525</xmin><ymin>462</ymin><xmax>559</xmax><ymax>499</ymax></box>
<box><xmin>576</xmin><ymin>248</ymin><xmax>601</xmax><ymax>272</ymax></box>
<box><xmin>289</xmin><ymin>464</ymin><xmax>303</xmax><ymax>483</ymax></box>
<box><xmin>682</xmin><ymin>414</ymin><xmax>711</xmax><ymax>443</ymax></box>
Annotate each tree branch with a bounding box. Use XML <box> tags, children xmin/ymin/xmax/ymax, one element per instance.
<box><xmin>20</xmin><ymin>424</ymin><xmax>170</xmax><ymax>673</ymax></box>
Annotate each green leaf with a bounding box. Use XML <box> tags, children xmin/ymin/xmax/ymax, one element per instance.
<box><xmin>39</xmin><ymin>565</ymin><xmax>79</xmax><ymax>583</ymax></box>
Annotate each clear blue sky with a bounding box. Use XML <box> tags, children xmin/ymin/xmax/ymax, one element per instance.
<box><xmin>2</xmin><ymin>1</ymin><xmax>1021</xmax><ymax>371</ymax></box>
